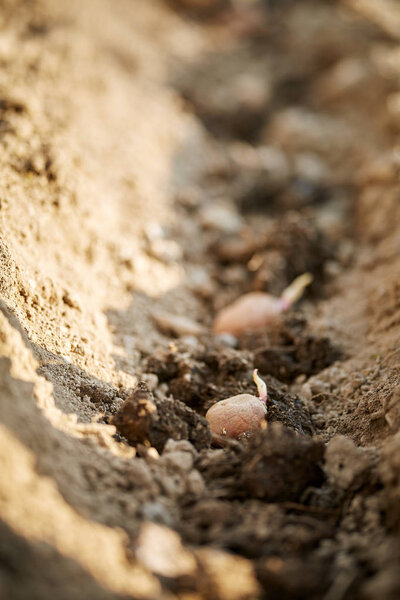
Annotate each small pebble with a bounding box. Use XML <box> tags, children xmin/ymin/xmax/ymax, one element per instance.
<box><xmin>136</xmin><ymin>523</ymin><xmax>196</xmax><ymax>578</ymax></box>
<box><xmin>148</xmin><ymin>238</ymin><xmax>183</xmax><ymax>263</ymax></box>
<box><xmin>141</xmin><ymin>373</ymin><xmax>159</xmax><ymax>391</ymax></box>
<box><xmin>140</xmin><ymin>501</ymin><xmax>175</xmax><ymax>527</ymax></box>
<box><xmin>163</xmin><ymin>439</ymin><xmax>196</xmax><ymax>456</ymax></box>
<box><xmin>152</xmin><ymin>310</ymin><xmax>205</xmax><ymax>337</ymax></box>
<box><xmin>186</xmin><ymin>469</ymin><xmax>206</xmax><ymax>496</ymax></box>
<box><xmin>160</xmin><ymin>451</ymin><xmax>194</xmax><ymax>472</ymax></box>
<box><xmin>199</xmin><ymin>201</ymin><xmax>243</xmax><ymax>234</ymax></box>
<box><xmin>214</xmin><ymin>332</ymin><xmax>238</xmax><ymax>348</ymax></box>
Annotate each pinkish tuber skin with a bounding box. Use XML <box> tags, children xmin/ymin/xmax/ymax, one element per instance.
<box><xmin>213</xmin><ymin>273</ymin><xmax>313</xmax><ymax>335</ymax></box>
<box><xmin>206</xmin><ymin>370</ymin><xmax>267</xmax><ymax>439</ymax></box>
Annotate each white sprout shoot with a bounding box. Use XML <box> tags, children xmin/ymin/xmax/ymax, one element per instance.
<box><xmin>253</xmin><ymin>369</ymin><xmax>267</xmax><ymax>403</ymax></box>
<box><xmin>280</xmin><ymin>273</ymin><xmax>313</xmax><ymax>311</ymax></box>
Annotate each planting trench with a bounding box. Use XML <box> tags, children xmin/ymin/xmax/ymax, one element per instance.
<box><xmin>1</xmin><ymin>0</ymin><xmax>400</xmax><ymax>598</ymax></box>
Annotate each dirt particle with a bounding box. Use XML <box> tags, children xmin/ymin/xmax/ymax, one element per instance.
<box><xmin>112</xmin><ymin>382</ymin><xmax>211</xmax><ymax>452</ymax></box>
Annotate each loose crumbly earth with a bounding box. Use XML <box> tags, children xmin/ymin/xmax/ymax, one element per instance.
<box><xmin>1</xmin><ymin>0</ymin><xmax>400</xmax><ymax>598</ymax></box>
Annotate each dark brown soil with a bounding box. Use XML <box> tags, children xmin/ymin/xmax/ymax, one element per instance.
<box><xmin>2</xmin><ymin>1</ymin><xmax>400</xmax><ymax>599</ymax></box>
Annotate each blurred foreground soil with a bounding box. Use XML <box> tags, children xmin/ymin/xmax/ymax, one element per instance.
<box><xmin>2</xmin><ymin>0</ymin><xmax>400</xmax><ymax>598</ymax></box>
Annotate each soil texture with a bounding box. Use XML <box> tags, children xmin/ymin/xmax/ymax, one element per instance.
<box><xmin>2</xmin><ymin>0</ymin><xmax>400</xmax><ymax>599</ymax></box>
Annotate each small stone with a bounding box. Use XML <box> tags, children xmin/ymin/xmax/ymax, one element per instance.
<box><xmin>141</xmin><ymin>373</ymin><xmax>159</xmax><ymax>391</ymax></box>
<box><xmin>199</xmin><ymin>201</ymin><xmax>243</xmax><ymax>234</ymax></box>
<box><xmin>214</xmin><ymin>332</ymin><xmax>238</xmax><ymax>348</ymax></box>
<box><xmin>299</xmin><ymin>382</ymin><xmax>312</xmax><ymax>403</ymax></box>
<box><xmin>258</xmin><ymin>145</ymin><xmax>290</xmax><ymax>184</ymax></box>
<box><xmin>324</xmin><ymin>260</ymin><xmax>342</xmax><ymax>278</ymax></box>
<box><xmin>160</xmin><ymin>451</ymin><xmax>194</xmax><ymax>472</ymax></box>
<box><xmin>187</xmin><ymin>266</ymin><xmax>215</xmax><ymax>299</ymax></box>
<box><xmin>159</xmin><ymin>474</ymin><xmax>187</xmax><ymax>499</ymax></box>
<box><xmin>127</xmin><ymin>460</ymin><xmax>155</xmax><ymax>488</ymax></box>
<box><xmin>196</xmin><ymin>548</ymin><xmax>260</xmax><ymax>600</ymax></box>
<box><xmin>154</xmin><ymin>383</ymin><xmax>169</xmax><ymax>400</ymax></box>
<box><xmin>234</xmin><ymin>73</ymin><xmax>270</xmax><ymax>112</ymax></box>
<box><xmin>152</xmin><ymin>311</ymin><xmax>206</xmax><ymax>337</ymax></box>
<box><xmin>315</xmin><ymin>57</ymin><xmax>368</xmax><ymax>102</ymax></box>
<box><xmin>175</xmin><ymin>186</ymin><xmax>205</xmax><ymax>209</ymax></box>
<box><xmin>229</xmin><ymin>141</ymin><xmax>263</xmax><ymax>170</ymax></box>
<box><xmin>180</xmin><ymin>335</ymin><xmax>200</xmax><ymax>348</ymax></box>
<box><xmin>62</xmin><ymin>289</ymin><xmax>81</xmax><ymax>310</ymax></box>
<box><xmin>144</xmin><ymin>221</ymin><xmax>165</xmax><ymax>242</ymax></box>
<box><xmin>163</xmin><ymin>439</ymin><xmax>196</xmax><ymax>456</ymax></box>
<box><xmin>136</xmin><ymin>523</ymin><xmax>196</xmax><ymax>578</ymax></box>
<box><xmin>140</xmin><ymin>501</ymin><xmax>175</xmax><ymax>527</ymax></box>
<box><xmin>147</xmin><ymin>447</ymin><xmax>160</xmax><ymax>460</ymax></box>
<box><xmin>148</xmin><ymin>238</ymin><xmax>183</xmax><ymax>263</ymax></box>
<box><xmin>293</xmin><ymin>153</ymin><xmax>330</xmax><ymax>185</ymax></box>
<box><xmin>215</xmin><ymin>234</ymin><xmax>259</xmax><ymax>263</ymax></box>
<box><xmin>220</xmin><ymin>265</ymin><xmax>246</xmax><ymax>285</ymax></box>
<box><xmin>186</xmin><ymin>469</ymin><xmax>205</xmax><ymax>495</ymax></box>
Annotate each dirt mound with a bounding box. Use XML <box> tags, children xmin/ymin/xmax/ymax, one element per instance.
<box><xmin>2</xmin><ymin>0</ymin><xmax>400</xmax><ymax>598</ymax></box>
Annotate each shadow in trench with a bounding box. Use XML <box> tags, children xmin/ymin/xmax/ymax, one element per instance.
<box><xmin>0</xmin><ymin>519</ymin><xmax>127</xmax><ymax>600</ymax></box>
<box><xmin>0</xmin><ymin>301</ymin><xmax>151</xmax><ymax>534</ymax></box>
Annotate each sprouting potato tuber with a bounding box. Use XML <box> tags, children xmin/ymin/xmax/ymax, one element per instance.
<box><xmin>206</xmin><ymin>369</ymin><xmax>267</xmax><ymax>439</ymax></box>
<box><xmin>213</xmin><ymin>273</ymin><xmax>313</xmax><ymax>335</ymax></box>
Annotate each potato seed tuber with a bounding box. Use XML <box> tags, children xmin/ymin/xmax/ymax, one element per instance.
<box><xmin>206</xmin><ymin>370</ymin><xmax>267</xmax><ymax>439</ymax></box>
<box><xmin>213</xmin><ymin>273</ymin><xmax>312</xmax><ymax>335</ymax></box>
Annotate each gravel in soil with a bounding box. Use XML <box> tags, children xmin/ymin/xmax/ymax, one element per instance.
<box><xmin>2</xmin><ymin>1</ymin><xmax>400</xmax><ymax>599</ymax></box>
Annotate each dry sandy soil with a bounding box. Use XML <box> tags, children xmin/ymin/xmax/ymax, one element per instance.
<box><xmin>2</xmin><ymin>0</ymin><xmax>400</xmax><ymax>598</ymax></box>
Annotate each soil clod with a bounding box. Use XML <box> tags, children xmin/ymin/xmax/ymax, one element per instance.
<box><xmin>112</xmin><ymin>382</ymin><xmax>211</xmax><ymax>452</ymax></box>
